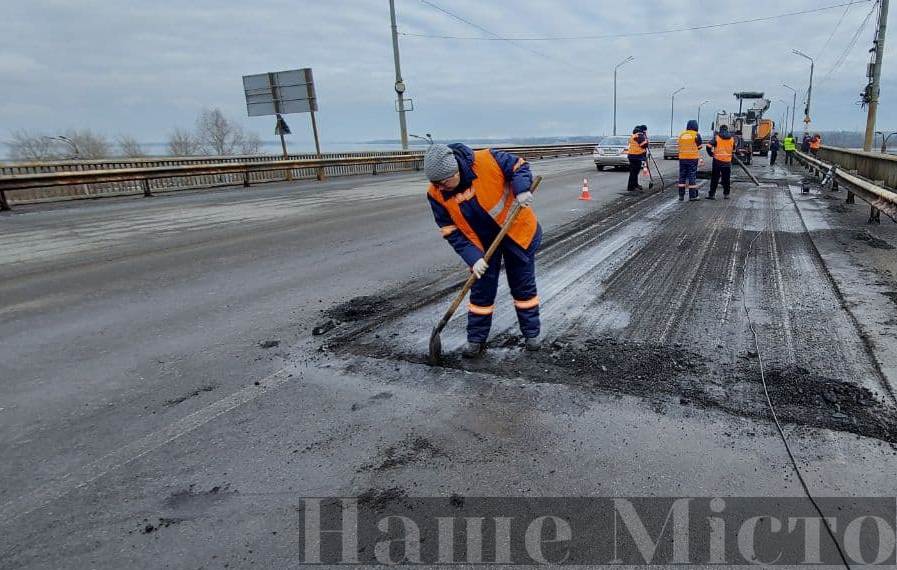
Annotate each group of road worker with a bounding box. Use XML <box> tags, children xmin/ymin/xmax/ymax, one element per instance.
<box><xmin>627</xmin><ymin>123</ymin><xmax>822</xmax><ymax>200</ymax></box>
<box><xmin>418</xmin><ymin>125</ymin><xmax>822</xmax><ymax>358</ymax></box>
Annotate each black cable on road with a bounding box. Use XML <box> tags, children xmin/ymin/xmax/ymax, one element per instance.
<box><xmin>738</xmin><ymin>185</ymin><xmax>852</xmax><ymax>570</ymax></box>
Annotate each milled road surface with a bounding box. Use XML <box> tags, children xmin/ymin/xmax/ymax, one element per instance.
<box><xmin>2</xmin><ymin>154</ymin><xmax>897</xmax><ymax>568</ymax></box>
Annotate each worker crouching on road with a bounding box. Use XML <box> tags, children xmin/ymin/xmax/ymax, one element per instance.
<box><xmin>677</xmin><ymin>119</ymin><xmax>704</xmax><ymax>201</ymax></box>
<box><xmin>425</xmin><ymin>143</ymin><xmax>542</xmax><ymax>358</ymax></box>
<box><xmin>627</xmin><ymin>125</ymin><xmax>649</xmax><ymax>192</ymax></box>
<box><xmin>783</xmin><ymin>132</ymin><xmax>797</xmax><ymax>165</ymax></box>
<box><xmin>705</xmin><ymin>125</ymin><xmax>734</xmax><ymax>199</ymax></box>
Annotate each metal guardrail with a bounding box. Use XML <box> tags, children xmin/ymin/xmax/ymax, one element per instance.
<box><xmin>817</xmin><ymin>145</ymin><xmax>897</xmax><ymax>190</ymax></box>
<box><xmin>0</xmin><ymin>143</ymin><xmax>611</xmax><ymax>211</ymax></box>
<box><xmin>795</xmin><ymin>149</ymin><xmax>897</xmax><ymax>222</ymax></box>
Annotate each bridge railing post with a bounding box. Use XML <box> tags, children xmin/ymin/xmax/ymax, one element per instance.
<box><xmin>0</xmin><ymin>189</ymin><xmax>10</xmax><ymax>211</ymax></box>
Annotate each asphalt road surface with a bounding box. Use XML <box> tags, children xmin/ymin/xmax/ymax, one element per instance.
<box><xmin>2</xmin><ymin>154</ymin><xmax>897</xmax><ymax>568</ymax></box>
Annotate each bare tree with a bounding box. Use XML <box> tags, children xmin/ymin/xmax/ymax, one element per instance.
<box><xmin>5</xmin><ymin>130</ymin><xmax>59</xmax><ymax>161</ymax></box>
<box><xmin>116</xmin><ymin>134</ymin><xmax>146</xmax><ymax>158</ymax></box>
<box><xmin>62</xmin><ymin>129</ymin><xmax>111</xmax><ymax>159</ymax></box>
<box><xmin>240</xmin><ymin>131</ymin><xmax>262</xmax><ymax>155</ymax></box>
<box><xmin>196</xmin><ymin>108</ymin><xmax>240</xmax><ymax>156</ymax></box>
<box><xmin>167</xmin><ymin>128</ymin><xmax>201</xmax><ymax>156</ymax></box>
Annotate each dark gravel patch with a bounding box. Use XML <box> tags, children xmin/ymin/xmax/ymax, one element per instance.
<box><xmin>357</xmin><ymin>487</ymin><xmax>408</xmax><ymax>512</ymax></box>
<box><xmin>163</xmin><ymin>484</ymin><xmax>234</xmax><ymax>509</ymax></box>
<box><xmin>398</xmin><ymin>336</ymin><xmax>897</xmax><ymax>444</ymax></box>
<box><xmin>163</xmin><ymin>385</ymin><xmax>216</xmax><ymax>407</ymax></box>
<box><xmin>327</xmin><ymin>296</ymin><xmax>393</xmax><ymax>322</ymax></box>
<box><xmin>359</xmin><ymin>436</ymin><xmax>444</xmax><ymax>472</ymax></box>
<box><xmin>854</xmin><ymin>230</ymin><xmax>894</xmax><ymax>250</ymax></box>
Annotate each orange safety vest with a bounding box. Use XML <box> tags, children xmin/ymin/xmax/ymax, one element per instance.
<box><xmin>678</xmin><ymin>130</ymin><xmax>701</xmax><ymax>159</ymax></box>
<box><xmin>627</xmin><ymin>133</ymin><xmax>646</xmax><ymax>155</ymax></box>
<box><xmin>427</xmin><ymin>149</ymin><xmax>538</xmax><ymax>251</ymax></box>
<box><xmin>711</xmin><ymin>135</ymin><xmax>734</xmax><ymax>163</ymax></box>
<box><xmin>810</xmin><ymin>137</ymin><xmax>821</xmax><ymax>150</ymax></box>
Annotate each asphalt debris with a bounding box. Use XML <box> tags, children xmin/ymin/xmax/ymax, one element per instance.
<box><xmin>258</xmin><ymin>339</ymin><xmax>280</xmax><ymax>349</ymax></box>
<box><xmin>854</xmin><ymin>230</ymin><xmax>894</xmax><ymax>250</ymax></box>
<box><xmin>163</xmin><ymin>385</ymin><xmax>216</xmax><ymax>407</ymax></box>
<box><xmin>327</xmin><ymin>296</ymin><xmax>392</xmax><ymax>323</ymax></box>
<box><xmin>400</xmin><ymin>337</ymin><xmax>897</xmax><ymax>444</ymax></box>
<box><xmin>312</xmin><ymin>319</ymin><xmax>337</xmax><ymax>336</ymax></box>
<box><xmin>359</xmin><ymin>435</ymin><xmax>444</xmax><ymax>472</ymax></box>
<box><xmin>163</xmin><ymin>484</ymin><xmax>234</xmax><ymax>510</ymax></box>
<box><xmin>356</xmin><ymin>487</ymin><xmax>408</xmax><ymax>512</ymax></box>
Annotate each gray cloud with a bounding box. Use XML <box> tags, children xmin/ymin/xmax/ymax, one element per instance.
<box><xmin>1</xmin><ymin>0</ymin><xmax>892</xmax><ymax>148</ymax></box>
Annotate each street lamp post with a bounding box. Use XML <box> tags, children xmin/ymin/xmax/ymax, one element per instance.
<box><xmin>782</xmin><ymin>83</ymin><xmax>797</xmax><ymax>135</ymax></box>
<box><xmin>875</xmin><ymin>131</ymin><xmax>897</xmax><ymax>153</ymax></box>
<box><xmin>778</xmin><ymin>99</ymin><xmax>790</xmax><ymax>137</ymax></box>
<box><xmin>792</xmin><ymin>50</ymin><xmax>814</xmax><ymax>135</ymax></box>
<box><xmin>697</xmin><ymin>100</ymin><xmax>710</xmax><ymax>131</ymax></box>
<box><xmin>670</xmin><ymin>87</ymin><xmax>685</xmax><ymax>137</ymax></box>
<box><xmin>613</xmin><ymin>56</ymin><xmax>634</xmax><ymax>136</ymax></box>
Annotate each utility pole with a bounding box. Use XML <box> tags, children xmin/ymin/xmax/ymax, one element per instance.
<box><xmin>613</xmin><ymin>56</ymin><xmax>634</xmax><ymax>136</ymax></box>
<box><xmin>670</xmin><ymin>87</ymin><xmax>685</xmax><ymax>137</ymax></box>
<box><xmin>863</xmin><ymin>0</ymin><xmax>889</xmax><ymax>152</ymax></box>
<box><xmin>389</xmin><ymin>0</ymin><xmax>409</xmax><ymax>150</ymax></box>
<box><xmin>793</xmin><ymin>50</ymin><xmax>814</xmax><ymax>136</ymax></box>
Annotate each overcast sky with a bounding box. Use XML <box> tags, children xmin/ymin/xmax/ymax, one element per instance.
<box><xmin>2</xmin><ymin>0</ymin><xmax>893</xmax><ymax>147</ymax></box>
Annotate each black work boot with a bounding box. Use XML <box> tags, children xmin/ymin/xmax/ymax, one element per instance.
<box><xmin>461</xmin><ymin>341</ymin><xmax>486</xmax><ymax>359</ymax></box>
<box><xmin>524</xmin><ymin>335</ymin><xmax>542</xmax><ymax>352</ymax></box>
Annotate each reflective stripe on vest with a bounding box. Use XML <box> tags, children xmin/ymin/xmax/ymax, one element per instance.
<box><xmin>678</xmin><ymin>130</ymin><xmax>700</xmax><ymax>159</ymax></box>
<box><xmin>627</xmin><ymin>134</ymin><xmax>646</xmax><ymax>155</ymax></box>
<box><xmin>712</xmin><ymin>135</ymin><xmax>734</xmax><ymax>163</ymax></box>
<box><xmin>427</xmin><ymin>149</ymin><xmax>538</xmax><ymax>251</ymax></box>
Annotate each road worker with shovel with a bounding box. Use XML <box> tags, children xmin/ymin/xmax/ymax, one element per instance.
<box><xmin>425</xmin><ymin>143</ymin><xmax>542</xmax><ymax>358</ymax></box>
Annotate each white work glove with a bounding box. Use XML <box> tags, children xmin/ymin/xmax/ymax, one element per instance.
<box><xmin>515</xmin><ymin>191</ymin><xmax>534</xmax><ymax>207</ymax></box>
<box><xmin>471</xmin><ymin>258</ymin><xmax>489</xmax><ymax>279</ymax></box>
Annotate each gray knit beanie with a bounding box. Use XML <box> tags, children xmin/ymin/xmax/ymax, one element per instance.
<box><xmin>424</xmin><ymin>144</ymin><xmax>459</xmax><ymax>182</ymax></box>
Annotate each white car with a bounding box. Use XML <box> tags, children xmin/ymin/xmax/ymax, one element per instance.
<box><xmin>592</xmin><ymin>136</ymin><xmax>631</xmax><ymax>170</ymax></box>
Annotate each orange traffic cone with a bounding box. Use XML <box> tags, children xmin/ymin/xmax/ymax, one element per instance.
<box><xmin>641</xmin><ymin>162</ymin><xmax>649</xmax><ymax>177</ymax></box>
<box><xmin>579</xmin><ymin>178</ymin><xmax>592</xmax><ymax>201</ymax></box>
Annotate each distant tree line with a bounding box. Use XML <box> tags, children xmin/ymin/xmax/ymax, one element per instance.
<box><xmin>3</xmin><ymin>108</ymin><xmax>262</xmax><ymax>161</ymax></box>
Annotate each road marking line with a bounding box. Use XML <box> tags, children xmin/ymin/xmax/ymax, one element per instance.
<box><xmin>0</xmin><ymin>368</ymin><xmax>292</xmax><ymax>526</ymax></box>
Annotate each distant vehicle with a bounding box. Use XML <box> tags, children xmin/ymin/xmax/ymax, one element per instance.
<box><xmin>663</xmin><ymin>137</ymin><xmax>678</xmax><ymax>160</ymax></box>
<box><xmin>592</xmin><ymin>136</ymin><xmax>631</xmax><ymax>170</ymax></box>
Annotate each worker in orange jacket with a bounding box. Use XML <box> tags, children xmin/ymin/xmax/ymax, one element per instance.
<box><xmin>706</xmin><ymin>125</ymin><xmax>735</xmax><ymax>199</ymax></box>
<box><xmin>626</xmin><ymin>125</ymin><xmax>649</xmax><ymax>192</ymax></box>
<box><xmin>810</xmin><ymin>133</ymin><xmax>822</xmax><ymax>156</ymax></box>
<box><xmin>677</xmin><ymin>120</ymin><xmax>704</xmax><ymax>201</ymax></box>
<box><xmin>425</xmin><ymin>143</ymin><xmax>542</xmax><ymax>358</ymax></box>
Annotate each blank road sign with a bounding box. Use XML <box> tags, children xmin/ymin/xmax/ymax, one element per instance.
<box><xmin>243</xmin><ymin>68</ymin><xmax>317</xmax><ymax>117</ymax></box>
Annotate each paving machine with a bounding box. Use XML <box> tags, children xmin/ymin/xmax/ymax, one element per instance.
<box><xmin>712</xmin><ymin>92</ymin><xmax>772</xmax><ymax>165</ymax></box>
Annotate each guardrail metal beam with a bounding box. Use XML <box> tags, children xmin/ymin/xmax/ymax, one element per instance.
<box><xmin>795</xmin><ymin>150</ymin><xmax>897</xmax><ymax>221</ymax></box>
